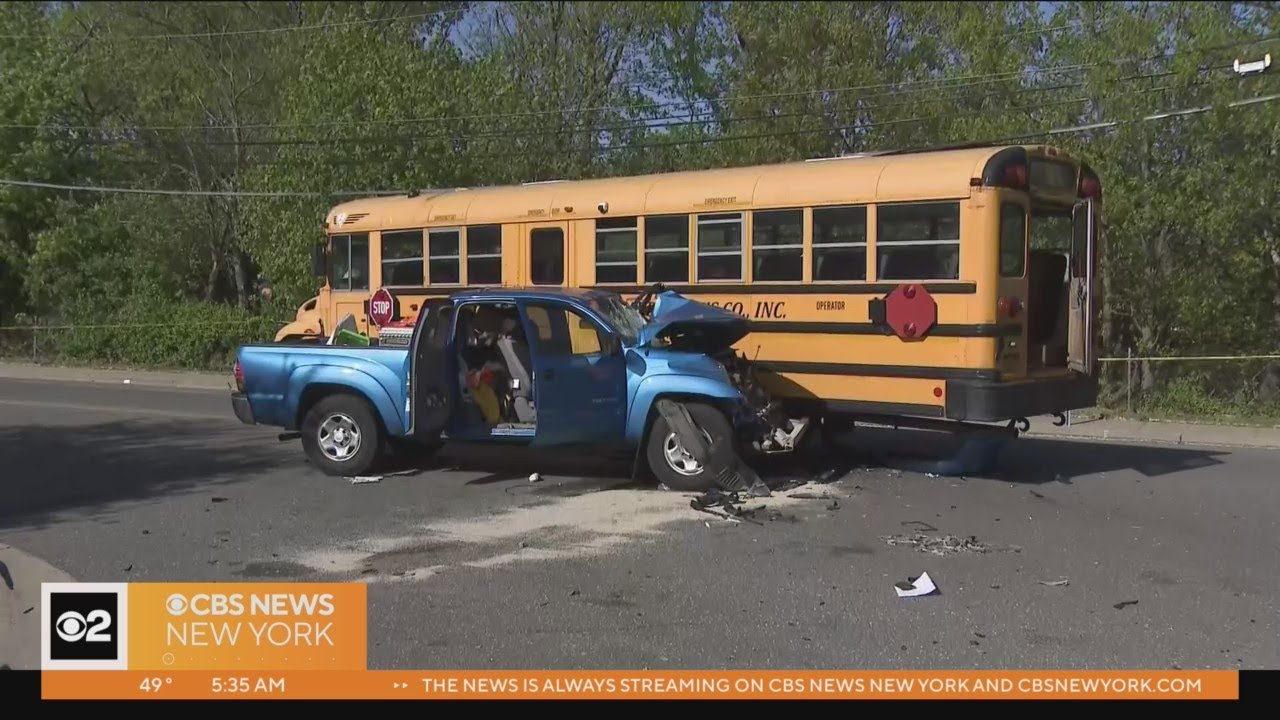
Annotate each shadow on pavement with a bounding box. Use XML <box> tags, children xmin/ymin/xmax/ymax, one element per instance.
<box><xmin>0</xmin><ymin>419</ymin><xmax>287</xmax><ymax>530</ymax></box>
<box><xmin>848</xmin><ymin>426</ymin><xmax>1229</xmax><ymax>483</ymax></box>
<box><xmin>435</xmin><ymin>443</ymin><xmax>637</xmax><ymax>485</ymax></box>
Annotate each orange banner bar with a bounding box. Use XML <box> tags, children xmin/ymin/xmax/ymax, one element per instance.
<box><xmin>42</xmin><ymin>670</ymin><xmax>1239</xmax><ymax>701</ymax></box>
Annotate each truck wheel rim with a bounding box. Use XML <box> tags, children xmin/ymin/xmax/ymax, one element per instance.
<box><xmin>663</xmin><ymin>430</ymin><xmax>710</xmax><ymax>476</ymax></box>
<box><xmin>318</xmin><ymin>413</ymin><xmax>362</xmax><ymax>462</ymax></box>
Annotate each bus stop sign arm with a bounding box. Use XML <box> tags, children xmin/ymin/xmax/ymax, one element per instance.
<box><xmin>869</xmin><ymin>284</ymin><xmax>938</xmax><ymax>341</ymax></box>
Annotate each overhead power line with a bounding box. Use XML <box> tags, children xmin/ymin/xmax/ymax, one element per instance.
<box><xmin>0</xmin><ymin>6</ymin><xmax>468</xmax><ymax>41</ymax></box>
<box><xmin>4</xmin><ymin>33</ymin><xmax>1274</xmax><ymax>134</ymax></box>
<box><xmin>0</xmin><ymin>179</ymin><xmax>405</xmax><ymax>198</ymax></box>
<box><xmin>3</xmin><ymin>90</ymin><xmax>1276</xmax><ymax>200</ymax></box>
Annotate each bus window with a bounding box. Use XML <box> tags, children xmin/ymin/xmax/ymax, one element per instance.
<box><xmin>329</xmin><ymin>233</ymin><xmax>369</xmax><ymax>291</ymax></box>
<box><xmin>530</xmin><ymin>227</ymin><xmax>564</xmax><ymax>285</ymax></box>
<box><xmin>697</xmin><ymin>213</ymin><xmax>743</xmax><ymax>282</ymax></box>
<box><xmin>381</xmin><ymin>230</ymin><xmax>424</xmax><ymax>286</ymax></box>
<box><xmin>812</xmin><ymin>206</ymin><xmax>867</xmax><ymax>281</ymax></box>
<box><xmin>752</xmin><ymin>209</ymin><xmax>803</xmax><ymax>282</ymax></box>
<box><xmin>428</xmin><ymin>229</ymin><xmax>461</xmax><ymax>285</ymax></box>
<box><xmin>466</xmin><ymin>225</ymin><xmax>503</xmax><ymax>285</ymax></box>
<box><xmin>595</xmin><ymin>217</ymin><xmax>638</xmax><ymax>284</ymax></box>
<box><xmin>999</xmin><ymin>203</ymin><xmax>1027</xmax><ymax>278</ymax></box>
<box><xmin>644</xmin><ymin>215</ymin><xmax>689</xmax><ymax>283</ymax></box>
<box><xmin>877</xmin><ymin>202</ymin><xmax>960</xmax><ymax>280</ymax></box>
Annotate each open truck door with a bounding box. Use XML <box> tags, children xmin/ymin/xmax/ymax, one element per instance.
<box><xmin>1068</xmin><ymin>199</ymin><xmax>1096</xmax><ymax>375</ymax></box>
<box><xmin>409</xmin><ymin>298</ymin><xmax>455</xmax><ymax>441</ymax></box>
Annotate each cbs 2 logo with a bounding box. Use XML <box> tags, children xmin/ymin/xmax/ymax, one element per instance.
<box><xmin>55</xmin><ymin>609</ymin><xmax>113</xmax><ymax>643</ymax></box>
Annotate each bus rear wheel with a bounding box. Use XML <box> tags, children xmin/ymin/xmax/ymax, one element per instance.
<box><xmin>645</xmin><ymin>402</ymin><xmax>733</xmax><ymax>492</ymax></box>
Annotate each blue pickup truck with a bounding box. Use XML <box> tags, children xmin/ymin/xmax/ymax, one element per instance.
<box><xmin>231</xmin><ymin>288</ymin><xmax>810</xmax><ymax>491</ymax></box>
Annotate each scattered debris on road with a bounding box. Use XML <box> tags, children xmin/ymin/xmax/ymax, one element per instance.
<box><xmin>826</xmin><ymin>499</ymin><xmax>840</xmax><ymax>511</ymax></box>
<box><xmin>528</xmin><ymin>473</ymin><xmax>543</xmax><ymax>483</ymax></box>
<box><xmin>1113</xmin><ymin>599</ymin><xmax>1139</xmax><ymax>610</ymax></box>
<box><xmin>347</xmin><ymin>476</ymin><xmax>382</xmax><ymax>485</ymax></box>
<box><xmin>689</xmin><ymin>489</ymin><xmax>762</xmax><ymax>524</ymax></box>
<box><xmin>894</xmin><ymin>571</ymin><xmax>938</xmax><ymax>598</ymax></box>
<box><xmin>1038</xmin><ymin>578</ymin><xmax>1070</xmax><ymax>587</ymax></box>
<box><xmin>882</xmin><ymin>533</ymin><xmax>990</xmax><ymax>556</ymax></box>
<box><xmin>210</xmin><ymin>497</ymin><xmax>228</xmax><ymax>503</ymax></box>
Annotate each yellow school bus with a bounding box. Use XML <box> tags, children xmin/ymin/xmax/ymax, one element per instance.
<box><xmin>278</xmin><ymin>144</ymin><xmax>1100</xmax><ymax>426</ymax></box>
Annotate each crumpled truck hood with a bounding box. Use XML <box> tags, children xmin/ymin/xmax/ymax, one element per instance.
<box><xmin>635</xmin><ymin>291</ymin><xmax>750</xmax><ymax>353</ymax></box>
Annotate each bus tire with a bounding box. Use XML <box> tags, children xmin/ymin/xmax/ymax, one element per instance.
<box><xmin>645</xmin><ymin>401</ymin><xmax>733</xmax><ymax>492</ymax></box>
<box><xmin>301</xmin><ymin>393</ymin><xmax>384</xmax><ymax>477</ymax></box>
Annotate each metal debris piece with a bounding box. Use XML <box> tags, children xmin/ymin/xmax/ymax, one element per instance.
<box><xmin>882</xmin><ymin>533</ymin><xmax>989</xmax><ymax>556</ymax></box>
<box><xmin>346</xmin><ymin>475</ymin><xmax>382</xmax><ymax>484</ymax></box>
<box><xmin>901</xmin><ymin>520</ymin><xmax>938</xmax><ymax>532</ymax></box>
<box><xmin>1038</xmin><ymin>578</ymin><xmax>1070</xmax><ymax>587</ymax></box>
<box><xmin>826</xmin><ymin>500</ymin><xmax>840</xmax><ymax>511</ymax></box>
<box><xmin>1113</xmin><ymin>599</ymin><xmax>1139</xmax><ymax>610</ymax></box>
<box><xmin>210</xmin><ymin>497</ymin><xmax>228</xmax><ymax>503</ymax></box>
<box><xmin>528</xmin><ymin>473</ymin><xmax>543</xmax><ymax>483</ymax></box>
<box><xmin>748</xmin><ymin>481</ymin><xmax>772</xmax><ymax>497</ymax></box>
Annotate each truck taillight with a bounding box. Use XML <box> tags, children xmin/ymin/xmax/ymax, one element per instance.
<box><xmin>234</xmin><ymin>360</ymin><xmax>245</xmax><ymax>392</ymax></box>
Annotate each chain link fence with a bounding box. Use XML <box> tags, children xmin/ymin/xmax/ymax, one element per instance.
<box><xmin>1097</xmin><ymin>353</ymin><xmax>1280</xmax><ymax>422</ymax></box>
<box><xmin>0</xmin><ymin>319</ymin><xmax>284</xmax><ymax>371</ymax></box>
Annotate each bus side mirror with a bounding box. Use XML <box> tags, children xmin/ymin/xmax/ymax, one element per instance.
<box><xmin>311</xmin><ymin>244</ymin><xmax>327</xmax><ymax>278</ymax></box>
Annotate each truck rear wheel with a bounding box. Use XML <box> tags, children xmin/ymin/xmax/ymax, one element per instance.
<box><xmin>301</xmin><ymin>394</ymin><xmax>384</xmax><ymax>477</ymax></box>
<box><xmin>645</xmin><ymin>402</ymin><xmax>733</xmax><ymax>492</ymax></box>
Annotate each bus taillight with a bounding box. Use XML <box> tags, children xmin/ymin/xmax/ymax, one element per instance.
<box><xmin>1080</xmin><ymin>172</ymin><xmax>1101</xmax><ymax>200</ymax></box>
<box><xmin>998</xmin><ymin>296</ymin><xmax>1023</xmax><ymax>319</ymax></box>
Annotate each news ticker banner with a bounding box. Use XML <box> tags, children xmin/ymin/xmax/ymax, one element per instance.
<box><xmin>39</xmin><ymin>582</ymin><xmax>1239</xmax><ymax>701</ymax></box>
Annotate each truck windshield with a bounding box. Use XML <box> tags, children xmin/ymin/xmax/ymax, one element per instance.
<box><xmin>588</xmin><ymin>294</ymin><xmax>645</xmax><ymax>346</ymax></box>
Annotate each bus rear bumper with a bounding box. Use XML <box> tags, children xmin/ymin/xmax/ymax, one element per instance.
<box><xmin>945</xmin><ymin>372</ymin><xmax>1097</xmax><ymax>422</ymax></box>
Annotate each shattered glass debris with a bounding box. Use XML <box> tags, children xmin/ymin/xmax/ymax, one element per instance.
<box><xmin>881</xmin><ymin>533</ymin><xmax>990</xmax><ymax>556</ymax></box>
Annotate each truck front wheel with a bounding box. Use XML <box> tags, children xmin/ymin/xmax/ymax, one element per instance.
<box><xmin>301</xmin><ymin>394</ymin><xmax>384</xmax><ymax>477</ymax></box>
<box><xmin>645</xmin><ymin>402</ymin><xmax>733</xmax><ymax>492</ymax></box>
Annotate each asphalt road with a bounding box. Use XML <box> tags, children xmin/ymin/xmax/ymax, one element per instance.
<box><xmin>2</xmin><ymin>377</ymin><xmax>1277</xmax><ymax>670</ymax></box>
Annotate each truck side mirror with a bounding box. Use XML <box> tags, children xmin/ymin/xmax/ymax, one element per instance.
<box><xmin>311</xmin><ymin>244</ymin><xmax>327</xmax><ymax>278</ymax></box>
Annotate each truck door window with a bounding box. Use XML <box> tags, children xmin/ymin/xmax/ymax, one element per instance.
<box><xmin>525</xmin><ymin>305</ymin><xmax>604</xmax><ymax>356</ymax></box>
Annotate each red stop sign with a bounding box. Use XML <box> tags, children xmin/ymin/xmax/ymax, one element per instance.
<box><xmin>368</xmin><ymin>287</ymin><xmax>397</xmax><ymax>327</ymax></box>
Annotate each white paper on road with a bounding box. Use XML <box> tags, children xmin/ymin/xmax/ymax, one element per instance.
<box><xmin>347</xmin><ymin>476</ymin><xmax>382</xmax><ymax>484</ymax></box>
<box><xmin>894</xmin><ymin>571</ymin><xmax>938</xmax><ymax>598</ymax></box>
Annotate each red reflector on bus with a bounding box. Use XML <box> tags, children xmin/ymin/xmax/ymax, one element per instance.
<box><xmin>933</xmin><ymin>386</ymin><xmax>943</xmax><ymax>398</ymax></box>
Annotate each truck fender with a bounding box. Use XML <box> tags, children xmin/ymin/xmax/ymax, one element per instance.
<box><xmin>625</xmin><ymin>375</ymin><xmax>743</xmax><ymax>447</ymax></box>
<box><xmin>286</xmin><ymin>365</ymin><xmax>406</xmax><ymax>436</ymax></box>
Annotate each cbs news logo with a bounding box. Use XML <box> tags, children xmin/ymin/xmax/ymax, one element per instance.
<box><xmin>41</xmin><ymin>583</ymin><xmax>129</xmax><ymax>670</ymax></box>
